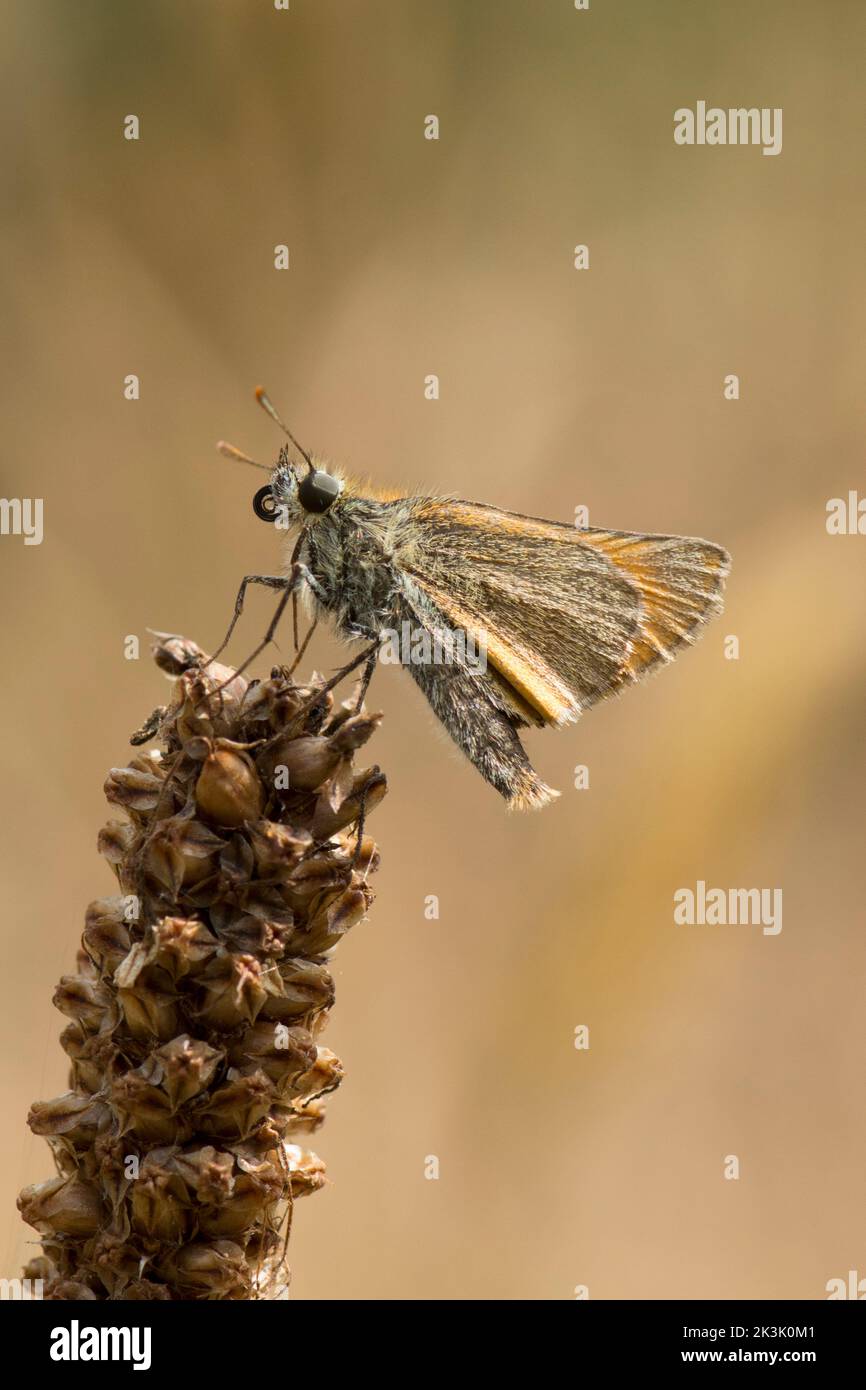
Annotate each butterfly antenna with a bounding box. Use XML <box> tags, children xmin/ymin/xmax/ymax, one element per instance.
<box><xmin>215</xmin><ymin>440</ymin><xmax>272</xmax><ymax>472</ymax></box>
<box><xmin>255</xmin><ymin>385</ymin><xmax>315</xmax><ymax>474</ymax></box>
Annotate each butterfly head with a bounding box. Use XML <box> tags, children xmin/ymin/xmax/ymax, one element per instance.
<box><xmin>258</xmin><ymin>445</ymin><xmax>343</xmax><ymax>527</ymax></box>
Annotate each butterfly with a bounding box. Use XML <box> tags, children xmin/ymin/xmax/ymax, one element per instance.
<box><xmin>215</xmin><ymin>389</ymin><xmax>730</xmax><ymax>808</ymax></box>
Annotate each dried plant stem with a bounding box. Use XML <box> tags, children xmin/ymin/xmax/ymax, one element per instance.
<box><xmin>18</xmin><ymin>636</ymin><xmax>385</xmax><ymax>1300</ymax></box>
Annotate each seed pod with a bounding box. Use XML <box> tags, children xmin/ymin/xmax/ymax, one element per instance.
<box><xmin>257</xmin><ymin>733</ymin><xmax>340</xmax><ymax>792</ymax></box>
<box><xmin>312</xmin><ymin>768</ymin><xmax>387</xmax><ymax>838</ymax></box>
<box><xmin>151</xmin><ymin>1035</ymin><xmax>224</xmax><ymax>1110</ymax></box>
<box><xmin>83</xmin><ymin>898</ymin><xmax>133</xmax><ymax>970</ymax></box>
<box><xmin>328</xmin><ymin>711</ymin><xmax>382</xmax><ymax>754</ymax></box>
<box><xmin>104</xmin><ymin>765</ymin><xmax>166</xmax><ymax>813</ymax></box>
<box><xmin>195</xmin><ymin>744</ymin><xmax>263</xmax><ymax>827</ymax></box>
<box><xmin>17</xmin><ymin>1176</ymin><xmax>103</xmax><ymax>1238</ymax></box>
<box><xmin>247</xmin><ymin>819</ymin><xmax>312</xmax><ymax>879</ymax></box>
<box><xmin>27</xmin><ymin>1093</ymin><xmax>110</xmax><ymax>1144</ymax></box>
<box><xmin>52</xmin><ymin>976</ymin><xmax>116</xmax><ymax>1032</ymax></box>
<box><xmin>284</xmin><ymin>1144</ymin><xmax>327</xmax><ymax>1198</ymax></box>
<box><xmin>158</xmin><ymin>1240</ymin><xmax>249</xmax><ymax>1298</ymax></box>
<box><xmin>142</xmin><ymin>816</ymin><xmax>225</xmax><ymax>895</ymax></box>
<box><xmin>191</xmin><ymin>951</ymin><xmax>268</xmax><ymax>1031</ymax></box>
<box><xmin>259</xmin><ymin>956</ymin><xmax>335</xmax><ymax>1024</ymax></box>
<box><xmin>294</xmin><ymin>1046</ymin><xmax>345</xmax><ymax>1100</ymax></box>
<box><xmin>97</xmin><ymin>820</ymin><xmax>137</xmax><ymax>865</ymax></box>
<box><xmin>225</xmin><ymin>1021</ymin><xmax>317</xmax><ymax>1088</ymax></box>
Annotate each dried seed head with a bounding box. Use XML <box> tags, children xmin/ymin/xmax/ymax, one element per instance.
<box><xmin>21</xmin><ymin>636</ymin><xmax>385</xmax><ymax>1299</ymax></box>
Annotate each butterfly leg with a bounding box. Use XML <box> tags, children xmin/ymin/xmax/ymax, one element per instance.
<box><xmin>206</xmin><ymin>565</ymin><xmax>311</xmax><ymax>699</ymax></box>
<box><xmin>350</xmin><ymin>768</ymin><xmax>382</xmax><ymax>869</ymax></box>
<box><xmin>209</xmin><ymin>574</ymin><xmax>289</xmax><ymax>666</ymax></box>
<box><xmin>291</xmin><ymin>562</ymin><xmax>331</xmax><ymax>607</ymax></box>
<box><xmin>287</xmin><ymin>617</ymin><xmax>319</xmax><ymax>677</ymax></box>
<box><xmin>352</xmin><ymin>646</ymin><xmax>378</xmax><ymax>713</ymax></box>
<box><xmin>313</xmin><ymin>638</ymin><xmax>381</xmax><ymax>703</ymax></box>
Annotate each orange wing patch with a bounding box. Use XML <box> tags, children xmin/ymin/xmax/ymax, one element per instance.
<box><xmin>579</xmin><ymin>531</ymin><xmax>730</xmax><ymax>682</ymax></box>
<box><xmin>409</xmin><ymin>576</ymin><xmax>580</xmax><ymax>727</ymax></box>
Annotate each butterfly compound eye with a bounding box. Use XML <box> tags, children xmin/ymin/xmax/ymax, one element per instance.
<box><xmin>252</xmin><ymin>485</ymin><xmax>279</xmax><ymax>523</ymax></box>
<box><xmin>298</xmin><ymin>469</ymin><xmax>341</xmax><ymax>514</ymax></box>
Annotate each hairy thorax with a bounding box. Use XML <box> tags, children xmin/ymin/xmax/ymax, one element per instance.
<box><xmin>302</xmin><ymin>497</ymin><xmax>408</xmax><ymax>640</ymax></box>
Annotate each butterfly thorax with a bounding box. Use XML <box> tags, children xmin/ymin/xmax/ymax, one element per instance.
<box><xmin>301</xmin><ymin>496</ymin><xmax>408</xmax><ymax>640</ymax></box>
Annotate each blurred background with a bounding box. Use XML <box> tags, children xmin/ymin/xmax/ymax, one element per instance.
<box><xmin>1</xmin><ymin>0</ymin><xmax>864</xmax><ymax>1300</ymax></box>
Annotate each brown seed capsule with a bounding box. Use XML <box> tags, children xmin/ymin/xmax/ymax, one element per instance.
<box><xmin>110</xmin><ymin>1069</ymin><xmax>190</xmax><ymax>1144</ymax></box>
<box><xmin>152</xmin><ymin>635</ymin><xmax>210</xmax><ymax>676</ymax></box>
<box><xmin>226</xmin><ymin>1021</ymin><xmax>317</xmax><ymax>1088</ymax></box>
<box><xmin>196</xmin><ymin>1070</ymin><xmax>276</xmax><ymax>1140</ymax></box>
<box><xmin>195</xmin><ymin>744</ymin><xmax>263</xmax><ymax>827</ymax></box>
<box><xmin>170</xmin><ymin>1145</ymin><xmax>235</xmax><ymax>1206</ymax></box>
<box><xmin>297</xmin><ymin>885</ymin><xmax>369</xmax><ymax>955</ymax></box>
<box><xmin>257</xmin><ymin>733</ymin><xmax>341</xmax><ymax>792</ymax></box>
<box><xmin>47</xmin><ymin>1279</ymin><xmax>101</xmax><ymax>1300</ymax></box>
<box><xmin>130</xmin><ymin>1161</ymin><xmax>192</xmax><ymax>1242</ymax></box>
<box><xmin>114</xmin><ymin>955</ymin><xmax>181</xmax><ymax>1043</ymax></box>
<box><xmin>52</xmin><ymin>976</ymin><xmax>117</xmax><ymax>1032</ymax></box>
<box><xmin>215</xmin><ymin>913</ymin><xmax>293</xmax><ymax>960</ymax></box>
<box><xmin>284</xmin><ymin>1096</ymin><xmax>328</xmax><ymax>1136</ymax></box>
<box><xmin>97</xmin><ymin>819</ymin><xmax>137</xmax><ymax>865</ymax></box>
<box><xmin>17</xmin><ymin>1176</ymin><xmax>103</xmax><ymax>1238</ymax></box>
<box><xmin>284</xmin><ymin>1144</ymin><xmax>327</xmax><ymax>1198</ymax></box>
<box><xmin>60</xmin><ymin>1030</ymin><xmax>120</xmax><ymax>1094</ymax></box>
<box><xmin>158</xmin><ymin>1239</ymin><xmax>249</xmax><ymax>1298</ymax></box>
<box><xmin>153</xmin><ymin>1035</ymin><xmax>224</xmax><ymax>1110</ymax></box>
<box><xmin>258</xmin><ymin>956</ymin><xmax>335</xmax><ymax>1023</ymax></box>
<box><xmin>27</xmin><ymin>1093</ymin><xmax>110</xmax><ymax>1144</ymax></box>
<box><xmin>197</xmin><ymin>1182</ymin><xmax>280</xmax><ymax>1239</ymax></box>
<box><xmin>312</xmin><ymin>768</ymin><xmax>387</xmax><ymax>838</ymax></box>
<box><xmin>104</xmin><ymin>765</ymin><xmax>166</xmax><ymax>813</ymax></box>
<box><xmin>173</xmin><ymin>663</ymin><xmax>249</xmax><ymax>745</ymax></box>
<box><xmin>247</xmin><ymin>820</ymin><xmax>312</xmax><ymax>878</ymax></box>
<box><xmin>83</xmin><ymin>898</ymin><xmax>133</xmax><ymax>970</ymax></box>
<box><xmin>143</xmin><ymin>815</ymin><xmax>225</xmax><ymax>895</ymax></box>
<box><xmin>293</xmin><ymin>1046</ymin><xmax>344</xmax><ymax>1100</ymax></box>
<box><xmin>328</xmin><ymin>712</ymin><xmax>383</xmax><ymax>755</ymax></box>
<box><xmin>191</xmin><ymin>951</ymin><xmax>268</xmax><ymax>1031</ymax></box>
<box><xmin>146</xmin><ymin>916</ymin><xmax>219</xmax><ymax>981</ymax></box>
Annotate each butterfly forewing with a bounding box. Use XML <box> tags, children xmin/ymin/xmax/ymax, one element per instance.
<box><xmin>400</xmin><ymin>498</ymin><xmax>730</xmax><ymax>724</ymax></box>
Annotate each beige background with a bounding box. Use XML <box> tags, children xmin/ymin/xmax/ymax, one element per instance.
<box><xmin>1</xmin><ymin>0</ymin><xmax>864</xmax><ymax>1299</ymax></box>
